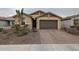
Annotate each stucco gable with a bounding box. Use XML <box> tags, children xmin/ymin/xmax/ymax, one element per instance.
<box><xmin>37</xmin><ymin>12</ymin><xmax>62</xmax><ymax>19</ymax></box>
<box><xmin>21</xmin><ymin>13</ymin><xmax>32</xmax><ymax>18</ymax></box>
<box><xmin>13</xmin><ymin>13</ymin><xmax>32</xmax><ymax>18</ymax></box>
<box><xmin>30</xmin><ymin>10</ymin><xmax>45</xmax><ymax>15</ymax></box>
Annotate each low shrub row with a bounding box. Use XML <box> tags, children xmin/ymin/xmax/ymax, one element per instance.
<box><xmin>64</xmin><ymin>26</ymin><xmax>79</xmax><ymax>35</ymax></box>
<box><xmin>12</xmin><ymin>24</ymin><xmax>29</xmax><ymax>37</ymax></box>
<box><xmin>0</xmin><ymin>28</ymin><xmax>3</xmax><ymax>32</ymax></box>
<box><xmin>32</xmin><ymin>27</ymin><xmax>37</xmax><ymax>32</ymax></box>
<box><xmin>66</xmin><ymin>28</ymin><xmax>78</xmax><ymax>34</ymax></box>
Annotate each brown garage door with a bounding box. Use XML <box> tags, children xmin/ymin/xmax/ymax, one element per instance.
<box><xmin>40</xmin><ymin>20</ymin><xmax>57</xmax><ymax>29</ymax></box>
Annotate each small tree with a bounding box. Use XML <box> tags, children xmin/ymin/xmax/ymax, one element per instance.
<box><xmin>12</xmin><ymin>9</ymin><xmax>29</xmax><ymax>36</ymax></box>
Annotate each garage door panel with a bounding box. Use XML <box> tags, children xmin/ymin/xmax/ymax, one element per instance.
<box><xmin>40</xmin><ymin>20</ymin><xmax>57</xmax><ymax>29</ymax></box>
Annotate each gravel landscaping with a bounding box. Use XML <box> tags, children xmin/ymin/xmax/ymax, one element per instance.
<box><xmin>0</xmin><ymin>30</ymin><xmax>79</xmax><ymax>44</ymax></box>
<box><xmin>0</xmin><ymin>30</ymin><xmax>41</xmax><ymax>44</ymax></box>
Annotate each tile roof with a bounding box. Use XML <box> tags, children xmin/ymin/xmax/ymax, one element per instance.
<box><xmin>62</xmin><ymin>14</ymin><xmax>79</xmax><ymax>21</ymax></box>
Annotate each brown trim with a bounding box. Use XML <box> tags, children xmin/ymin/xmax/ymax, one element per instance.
<box><xmin>63</xmin><ymin>14</ymin><xmax>79</xmax><ymax>21</ymax></box>
<box><xmin>21</xmin><ymin>13</ymin><xmax>32</xmax><ymax>18</ymax></box>
<box><xmin>36</xmin><ymin>12</ymin><xmax>62</xmax><ymax>19</ymax></box>
<box><xmin>30</xmin><ymin>10</ymin><xmax>46</xmax><ymax>15</ymax></box>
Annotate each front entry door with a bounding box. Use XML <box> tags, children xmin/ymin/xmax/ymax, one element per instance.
<box><xmin>32</xmin><ymin>19</ymin><xmax>37</xmax><ymax>29</ymax></box>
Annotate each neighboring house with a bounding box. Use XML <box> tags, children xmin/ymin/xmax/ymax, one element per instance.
<box><xmin>62</xmin><ymin>14</ymin><xmax>79</xmax><ymax>28</ymax></box>
<box><xmin>0</xmin><ymin>17</ymin><xmax>14</xmax><ymax>29</ymax></box>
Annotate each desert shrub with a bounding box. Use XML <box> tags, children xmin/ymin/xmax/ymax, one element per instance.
<box><xmin>15</xmin><ymin>24</ymin><xmax>20</xmax><ymax>31</ymax></box>
<box><xmin>74</xmin><ymin>19</ymin><xmax>79</xmax><ymax>25</ymax></box>
<box><xmin>24</xmin><ymin>24</ymin><xmax>28</xmax><ymax>28</ymax></box>
<box><xmin>0</xmin><ymin>28</ymin><xmax>3</xmax><ymax>32</ymax></box>
<box><xmin>24</xmin><ymin>24</ymin><xmax>29</xmax><ymax>31</ymax></box>
<box><xmin>17</xmin><ymin>28</ymin><xmax>28</xmax><ymax>37</ymax></box>
<box><xmin>33</xmin><ymin>27</ymin><xmax>37</xmax><ymax>32</ymax></box>
<box><xmin>13</xmin><ymin>24</ymin><xmax>20</xmax><ymax>33</ymax></box>
<box><xmin>63</xmin><ymin>27</ymin><xmax>67</xmax><ymax>31</ymax></box>
<box><xmin>17</xmin><ymin>30</ymin><xmax>28</xmax><ymax>36</ymax></box>
<box><xmin>75</xmin><ymin>24</ymin><xmax>79</xmax><ymax>30</ymax></box>
<box><xmin>16</xmin><ymin>24</ymin><xmax>29</xmax><ymax>37</ymax></box>
<box><xmin>12</xmin><ymin>24</ymin><xmax>30</xmax><ymax>36</ymax></box>
<box><xmin>11</xmin><ymin>25</ymin><xmax>14</xmax><ymax>28</ymax></box>
<box><xmin>66</xmin><ymin>28</ymin><xmax>78</xmax><ymax>34</ymax></box>
<box><xmin>70</xmin><ymin>26</ymin><xmax>76</xmax><ymax>28</ymax></box>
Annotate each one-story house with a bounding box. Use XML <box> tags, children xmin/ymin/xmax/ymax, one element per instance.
<box><xmin>0</xmin><ymin>10</ymin><xmax>63</xmax><ymax>30</ymax></box>
<box><xmin>62</xmin><ymin>14</ymin><xmax>79</xmax><ymax>28</ymax></box>
<box><xmin>30</xmin><ymin>10</ymin><xmax>62</xmax><ymax>30</ymax></box>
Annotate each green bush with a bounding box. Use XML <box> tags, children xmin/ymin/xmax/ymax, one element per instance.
<box><xmin>24</xmin><ymin>24</ymin><xmax>28</xmax><ymax>29</ymax></box>
<box><xmin>12</xmin><ymin>24</ymin><xmax>30</xmax><ymax>36</ymax></box>
<box><xmin>13</xmin><ymin>24</ymin><xmax>20</xmax><ymax>33</ymax></box>
<box><xmin>63</xmin><ymin>27</ymin><xmax>67</xmax><ymax>31</ymax></box>
<box><xmin>66</xmin><ymin>28</ymin><xmax>78</xmax><ymax>34</ymax></box>
<box><xmin>24</xmin><ymin>24</ymin><xmax>29</xmax><ymax>32</ymax></box>
<box><xmin>15</xmin><ymin>24</ymin><xmax>20</xmax><ymax>30</ymax></box>
<box><xmin>11</xmin><ymin>25</ymin><xmax>15</xmax><ymax>28</ymax></box>
<box><xmin>0</xmin><ymin>28</ymin><xmax>3</xmax><ymax>32</ymax></box>
<box><xmin>75</xmin><ymin>24</ymin><xmax>79</xmax><ymax>30</ymax></box>
<box><xmin>17</xmin><ymin>29</ymin><xmax>28</xmax><ymax>36</ymax></box>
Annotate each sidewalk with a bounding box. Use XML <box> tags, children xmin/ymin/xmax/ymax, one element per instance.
<box><xmin>0</xmin><ymin>44</ymin><xmax>79</xmax><ymax>51</ymax></box>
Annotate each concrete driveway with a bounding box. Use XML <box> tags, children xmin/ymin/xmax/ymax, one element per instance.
<box><xmin>39</xmin><ymin>30</ymin><xmax>79</xmax><ymax>44</ymax></box>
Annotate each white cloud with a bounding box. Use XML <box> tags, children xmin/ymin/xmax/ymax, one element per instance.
<box><xmin>0</xmin><ymin>8</ymin><xmax>79</xmax><ymax>17</ymax></box>
<box><xmin>24</xmin><ymin>8</ymin><xmax>79</xmax><ymax>17</ymax></box>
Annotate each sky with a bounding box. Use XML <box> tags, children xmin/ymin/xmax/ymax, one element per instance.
<box><xmin>0</xmin><ymin>8</ymin><xmax>79</xmax><ymax>17</ymax></box>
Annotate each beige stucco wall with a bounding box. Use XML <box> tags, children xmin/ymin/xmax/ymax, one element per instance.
<box><xmin>15</xmin><ymin>15</ymin><xmax>32</xmax><ymax>31</ymax></box>
<box><xmin>15</xmin><ymin>17</ymin><xmax>20</xmax><ymax>24</ymax></box>
<box><xmin>24</xmin><ymin>16</ymin><xmax>32</xmax><ymax>24</ymax></box>
<box><xmin>62</xmin><ymin>18</ymin><xmax>74</xmax><ymax>28</ymax></box>
<box><xmin>62</xmin><ymin>16</ymin><xmax>79</xmax><ymax>28</ymax></box>
<box><xmin>24</xmin><ymin>16</ymin><xmax>32</xmax><ymax>31</ymax></box>
<box><xmin>58</xmin><ymin>20</ymin><xmax>61</xmax><ymax>30</ymax></box>
<box><xmin>37</xmin><ymin>17</ymin><xmax>61</xmax><ymax>30</ymax></box>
